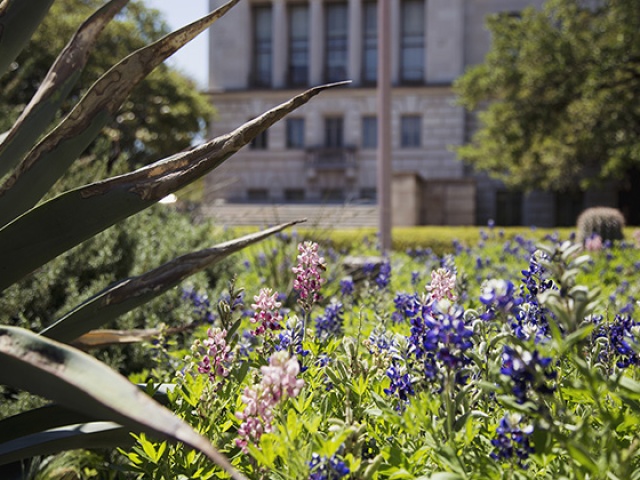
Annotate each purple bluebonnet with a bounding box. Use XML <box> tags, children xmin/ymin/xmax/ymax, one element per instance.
<box><xmin>375</xmin><ymin>259</ymin><xmax>392</xmax><ymax>289</ymax></box>
<box><xmin>339</xmin><ymin>278</ymin><xmax>354</xmax><ymax>296</ymax></box>
<box><xmin>592</xmin><ymin>314</ymin><xmax>640</xmax><ymax>368</ymax></box>
<box><xmin>490</xmin><ymin>414</ymin><xmax>534</xmax><ymax>468</ymax></box>
<box><xmin>276</xmin><ymin>316</ymin><xmax>310</xmax><ymax>360</ymax></box>
<box><xmin>392</xmin><ymin>293</ymin><xmax>422</xmax><ymax>323</ymax></box>
<box><xmin>308</xmin><ymin>450</ymin><xmax>350</xmax><ymax>480</ymax></box>
<box><xmin>500</xmin><ymin>345</ymin><xmax>556</xmax><ymax>404</ymax></box>
<box><xmin>314</xmin><ymin>301</ymin><xmax>344</xmax><ymax>341</ymax></box>
<box><xmin>384</xmin><ymin>363</ymin><xmax>415</xmax><ymax>403</ymax></box>
<box><xmin>479</xmin><ymin>279</ymin><xmax>520</xmax><ymax>320</ymax></box>
<box><xmin>182</xmin><ymin>287</ymin><xmax>216</xmax><ymax>324</ymax></box>
<box><xmin>407</xmin><ymin>304</ymin><xmax>473</xmax><ymax>382</ymax></box>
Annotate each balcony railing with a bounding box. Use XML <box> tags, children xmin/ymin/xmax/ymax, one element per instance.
<box><xmin>305</xmin><ymin>146</ymin><xmax>358</xmax><ymax>181</ymax></box>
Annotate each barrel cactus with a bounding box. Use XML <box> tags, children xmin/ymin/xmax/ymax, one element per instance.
<box><xmin>0</xmin><ymin>0</ymin><xmax>341</xmax><ymax>477</ymax></box>
<box><xmin>576</xmin><ymin>206</ymin><xmax>625</xmax><ymax>244</ymax></box>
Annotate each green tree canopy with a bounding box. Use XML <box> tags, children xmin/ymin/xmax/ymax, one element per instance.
<box><xmin>0</xmin><ymin>0</ymin><xmax>214</xmax><ymax>169</ymax></box>
<box><xmin>455</xmin><ymin>0</ymin><xmax>640</xmax><ymax>192</ymax></box>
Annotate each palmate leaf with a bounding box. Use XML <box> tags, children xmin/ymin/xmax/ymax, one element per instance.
<box><xmin>0</xmin><ymin>0</ymin><xmax>130</xmax><ymax>179</ymax></box>
<box><xmin>41</xmin><ymin>220</ymin><xmax>304</xmax><ymax>343</ymax></box>
<box><xmin>0</xmin><ymin>0</ymin><xmax>54</xmax><ymax>76</ymax></box>
<box><xmin>0</xmin><ymin>326</ymin><xmax>246</xmax><ymax>479</ymax></box>
<box><xmin>0</xmin><ymin>82</ymin><xmax>346</xmax><ymax>292</ymax></box>
<box><xmin>0</xmin><ymin>0</ymin><xmax>240</xmax><ymax>226</ymax></box>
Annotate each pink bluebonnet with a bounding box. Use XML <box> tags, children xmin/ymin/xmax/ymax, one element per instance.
<box><xmin>236</xmin><ymin>351</ymin><xmax>304</xmax><ymax>453</ymax></box>
<box><xmin>193</xmin><ymin>328</ymin><xmax>231</xmax><ymax>383</ymax></box>
<box><xmin>585</xmin><ymin>233</ymin><xmax>603</xmax><ymax>251</ymax></box>
<box><xmin>426</xmin><ymin>268</ymin><xmax>457</xmax><ymax>302</ymax></box>
<box><xmin>251</xmin><ymin>287</ymin><xmax>283</xmax><ymax>336</ymax></box>
<box><xmin>292</xmin><ymin>241</ymin><xmax>326</xmax><ymax>307</ymax></box>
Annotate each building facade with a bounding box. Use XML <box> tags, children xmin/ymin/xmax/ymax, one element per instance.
<box><xmin>205</xmin><ymin>0</ymin><xmax>618</xmax><ymax>226</ymax></box>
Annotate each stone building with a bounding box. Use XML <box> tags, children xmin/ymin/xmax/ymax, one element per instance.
<box><xmin>205</xmin><ymin>0</ymin><xmax>617</xmax><ymax>227</ymax></box>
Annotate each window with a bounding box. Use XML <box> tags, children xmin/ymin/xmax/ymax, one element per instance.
<box><xmin>250</xmin><ymin>129</ymin><xmax>268</xmax><ymax>150</ymax></box>
<box><xmin>360</xmin><ymin>187</ymin><xmax>377</xmax><ymax>202</ymax></box>
<box><xmin>288</xmin><ymin>4</ymin><xmax>309</xmax><ymax>86</ymax></box>
<box><xmin>285</xmin><ymin>188</ymin><xmax>306</xmax><ymax>202</ymax></box>
<box><xmin>496</xmin><ymin>190</ymin><xmax>522</xmax><ymax>226</ymax></box>
<box><xmin>252</xmin><ymin>5</ymin><xmax>272</xmax><ymax>87</ymax></box>
<box><xmin>325</xmin><ymin>3</ymin><xmax>348</xmax><ymax>82</ymax></box>
<box><xmin>247</xmin><ymin>188</ymin><xmax>269</xmax><ymax>201</ymax></box>
<box><xmin>400</xmin><ymin>0</ymin><xmax>424</xmax><ymax>83</ymax></box>
<box><xmin>400</xmin><ymin>115</ymin><xmax>421</xmax><ymax>148</ymax></box>
<box><xmin>362</xmin><ymin>116</ymin><xmax>377</xmax><ymax>149</ymax></box>
<box><xmin>362</xmin><ymin>1</ymin><xmax>377</xmax><ymax>84</ymax></box>
<box><xmin>554</xmin><ymin>191</ymin><xmax>583</xmax><ymax>226</ymax></box>
<box><xmin>321</xmin><ymin>188</ymin><xmax>345</xmax><ymax>202</ymax></box>
<box><xmin>324</xmin><ymin>116</ymin><xmax>344</xmax><ymax>148</ymax></box>
<box><xmin>286</xmin><ymin>118</ymin><xmax>305</xmax><ymax>149</ymax></box>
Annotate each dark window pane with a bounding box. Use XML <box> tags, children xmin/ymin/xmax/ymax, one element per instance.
<box><xmin>288</xmin><ymin>4</ymin><xmax>309</xmax><ymax>86</ymax></box>
<box><xmin>400</xmin><ymin>115</ymin><xmax>421</xmax><ymax>147</ymax></box>
<box><xmin>325</xmin><ymin>3</ymin><xmax>348</xmax><ymax>82</ymax></box>
<box><xmin>362</xmin><ymin>116</ymin><xmax>377</xmax><ymax>149</ymax></box>
<box><xmin>252</xmin><ymin>5</ymin><xmax>273</xmax><ymax>87</ymax></box>
<box><xmin>286</xmin><ymin>118</ymin><xmax>305</xmax><ymax>149</ymax></box>
<box><xmin>285</xmin><ymin>188</ymin><xmax>306</xmax><ymax>202</ymax></box>
<box><xmin>324</xmin><ymin>116</ymin><xmax>344</xmax><ymax>148</ymax></box>
<box><xmin>400</xmin><ymin>0</ymin><xmax>424</xmax><ymax>83</ymax></box>
<box><xmin>322</xmin><ymin>188</ymin><xmax>345</xmax><ymax>202</ymax></box>
<box><xmin>496</xmin><ymin>190</ymin><xmax>522</xmax><ymax>226</ymax></box>
<box><xmin>362</xmin><ymin>1</ymin><xmax>377</xmax><ymax>84</ymax></box>
<box><xmin>250</xmin><ymin>129</ymin><xmax>269</xmax><ymax>150</ymax></box>
<box><xmin>248</xmin><ymin>188</ymin><xmax>269</xmax><ymax>201</ymax></box>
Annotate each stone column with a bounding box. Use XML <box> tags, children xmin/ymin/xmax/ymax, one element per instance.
<box><xmin>272</xmin><ymin>0</ymin><xmax>287</xmax><ymax>88</ymax></box>
<box><xmin>309</xmin><ymin>0</ymin><xmax>324</xmax><ymax>85</ymax></box>
<box><xmin>348</xmin><ymin>0</ymin><xmax>362</xmax><ymax>85</ymax></box>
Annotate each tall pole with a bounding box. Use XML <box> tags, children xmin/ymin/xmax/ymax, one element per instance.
<box><xmin>377</xmin><ymin>0</ymin><xmax>392</xmax><ymax>252</ymax></box>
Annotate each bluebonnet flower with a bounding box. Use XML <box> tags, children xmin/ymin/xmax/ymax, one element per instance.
<box><xmin>410</xmin><ymin>270</ymin><xmax>420</xmax><ymax>286</ymax></box>
<box><xmin>500</xmin><ymin>345</ymin><xmax>556</xmax><ymax>403</ymax></box>
<box><xmin>479</xmin><ymin>279</ymin><xmax>520</xmax><ymax>320</ymax></box>
<box><xmin>276</xmin><ymin>316</ymin><xmax>310</xmax><ymax>361</ymax></box>
<box><xmin>490</xmin><ymin>414</ymin><xmax>534</xmax><ymax>468</ymax></box>
<box><xmin>315</xmin><ymin>301</ymin><xmax>344</xmax><ymax>341</ymax></box>
<box><xmin>375</xmin><ymin>260</ymin><xmax>391</xmax><ymax>289</ymax></box>
<box><xmin>365</xmin><ymin>327</ymin><xmax>398</xmax><ymax>355</ymax></box>
<box><xmin>339</xmin><ymin>278</ymin><xmax>354</xmax><ymax>296</ymax></box>
<box><xmin>308</xmin><ymin>451</ymin><xmax>350</xmax><ymax>480</ymax></box>
<box><xmin>592</xmin><ymin>314</ymin><xmax>640</xmax><ymax>368</ymax></box>
<box><xmin>408</xmin><ymin>304</ymin><xmax>473</xmax><ymax>382</ymax></box>
<box><xmin>384</xmin><ymin>363</ymin><xmax>415</xmax><ymax>403</ymax></box>
<box><xmin>182</xmin><ymin>287</ymin><xmax>216</xmax><ymax>324</ymax></box>
<box><xmin>392</xmin><ymin>293</ymin><xmax>422</xmax><ymax>323</ymax></box>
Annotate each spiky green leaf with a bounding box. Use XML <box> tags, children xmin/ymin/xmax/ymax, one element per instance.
<box><xmin>0</xmin><ymin>82</ymin><xmax>345</xmax><ymax>292</ymax></box>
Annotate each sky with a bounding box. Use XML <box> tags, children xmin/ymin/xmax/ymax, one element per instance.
<box><xmin>142</xmin><ymin>0</ymin><xmax>210</xmax><ymax>89</ymax></box>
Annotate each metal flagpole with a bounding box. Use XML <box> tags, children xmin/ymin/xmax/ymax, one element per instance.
<box><xmin>377</xmin><ymin>0</ymin><xmax>392</xmax><ymax>252</ymax></box>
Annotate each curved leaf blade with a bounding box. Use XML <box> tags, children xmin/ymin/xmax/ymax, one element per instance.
<box><xmin>0</xmin><ymin>82</ymin><xmax>345</xmax><ymax>292</ymax></box>
<box><xmin>0</xmin><ymin>421</ymin><xmax>131</xmax><ymax>467</ymax></box>
<box><xmin>0</xmin><ymin>327</ymin><xmax>246</xmax><ymax>479</ymax></box>
<box><xmin>0</xmin><ymin>0</ymin><xmax>240</xmax><ymax>226</ymax></box>
<box><xmin>41</xmin><ymin>220</ymin><xmax>303</xmax><ymax>342</ymax></box>
<box><xmin>0</xmin><ymin>0</ymin><xmax>55</xmax><ymax>76</ymax></box>
<box><xmin>0</xmin><ymin>0</ymin><xmax>130</xmax><ymax>179</ymax></box>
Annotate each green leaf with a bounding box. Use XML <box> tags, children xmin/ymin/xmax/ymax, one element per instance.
<box><xmin>0</xmin><ymin>0</ymin><xmax>129</xmax><ymax>179</ymax></box>
<box><xmin>0</xmin><ymin>421</ymin><xmax>132</xmax><ymax>468</ymax></box>
<box><xmin>0</xmin><ymin>0</ymin><xmax>54</xmax><ymax>76</ymax></box>
<box><xmin>40</xmin><ymin>220</ymin><xmax>303</xmax><ymax>342</ymax></box>
<box><xmin>0</xmin><ymin>326</ymin><xmax>246</xmax><ymax>479</ymax></box>
<box><xmin>0</xmin><ymin>0</ymin><xmax>240</xmax><ymax>226</ymax></box>
<box><xmin>0</xmin><ymin>82</ymin><xmax>345</xmax><ymax>292</ymax></box>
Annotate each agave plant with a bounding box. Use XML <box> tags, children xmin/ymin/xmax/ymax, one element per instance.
<box><xmin>0</xmin><ymin>0</ymin><xmax>343</xmax><ymax>477</ymax></box>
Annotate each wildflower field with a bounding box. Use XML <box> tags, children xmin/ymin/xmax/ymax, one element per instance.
<box><xmin>123</xmin><ymin>226</ymin><xmax>640</xmax><ymax>480</ymax></box>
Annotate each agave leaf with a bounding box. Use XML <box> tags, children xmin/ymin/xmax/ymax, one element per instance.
<box><xmin>0</xmin><ymin>0</ymin><xmax>55</xmax><ymax>76</ymax></box>
<box><xmin>71</xmin><ymin>326</ymin><xmax>195</xmax><ymax>350</ymax></box>
<box><xmin>0</xmin><ymin>0</ymin><xmax>130</xmax><ymax>179</ymax></box>
<box><xmin>0</xmin><ymin>421</ymin><xmax>132</xmax><ymax>468</ymax></box>
<box><xmin>0</xmin><ymin>385</ymin><xmax>172</xmax><ymax>445</ymax></box>
<box><xmin>0</xmin><ymin>82</ymin><xmax>345</xmax><ymax>292</ymax></box>
<box><xmin>0</xmin><ymin>326</ymin><xmax>246</xmax><ymax>479</ymax></box>
<box><xmin>0</xmin><ymin>0</ymin><xmax>240</xmax><ymax>226</ymax></box>
<box><xmin>41</xmin><ymin>221</ymin><xmax>303</xmax><ymax>343</ymax></box>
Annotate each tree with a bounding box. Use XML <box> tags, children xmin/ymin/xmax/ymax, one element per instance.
<box><xmin>0</xmin><ymin>0</ymin><xmax>215</xmax><ymax>169</ymax></box>
<box><xmin>455</xmin><ymin>0</ymin><xmax>640</xmax><ymax>193</ymax></box>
